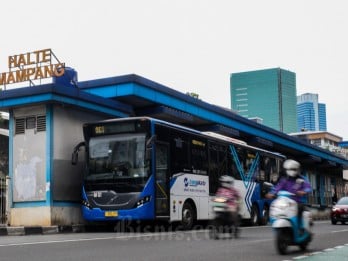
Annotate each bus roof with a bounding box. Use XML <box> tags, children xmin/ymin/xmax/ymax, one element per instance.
<box><xmin>202</xmin><ymin>131</ymin><xmax>247</xmax><ymax>145</ymax></box>
<box><xmin>85</xmin><ymin>116</ymin><xmax>286</xmax><ymax>159</ymax></box>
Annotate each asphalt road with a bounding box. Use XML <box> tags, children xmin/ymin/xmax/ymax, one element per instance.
<box><xmin>0</xmin><ymin>221</ymin><xmax>348</xmax><ymax>261</ymax></box>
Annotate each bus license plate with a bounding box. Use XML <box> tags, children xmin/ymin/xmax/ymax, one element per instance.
<box><xmin>105</xmin><ymin>211</ymin><xmax>118</xmax><ymax>217</ymax></box>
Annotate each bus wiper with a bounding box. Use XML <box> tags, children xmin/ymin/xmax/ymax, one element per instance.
<box><xmin>86</xmin><ymin>173</ymin><xmax>114</xmax><ymax>181</ymax></box>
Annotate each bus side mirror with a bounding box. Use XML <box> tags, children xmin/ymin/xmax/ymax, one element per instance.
<box><xmin>71</xmin><ymin>151</ymin><xmax>78</xmax><ymax>165</ymax></box>
<box><xmin>71</xmin><ymin>141</ymin><xmax>85</xmax><ymax>165</ymax></box>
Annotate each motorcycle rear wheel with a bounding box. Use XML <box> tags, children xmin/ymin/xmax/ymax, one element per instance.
<box><xmin>299</xmin><ymin>233</ymin><xmax>312</xmax><ymax>251</ymax></box>
<box><xmin>299</xmin><ymin>242</ymin><xmax>308</xmax><ymax>251</ymax></box>
<box><xmin>233</xmin><ymin>226</ymin><xmax>240</xmax><ymax>238</ymax></box>
<box><xmin>209</xmin><ymin>220</ymin><xmax>220</xmax><ymax>240</ymax></box>
<box><xmin>276</xmin><ymin>229</ymin><xmax>291</xmax><ymax>255</ymax></box>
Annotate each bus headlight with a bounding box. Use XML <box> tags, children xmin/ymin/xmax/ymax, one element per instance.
<box><xmin>136</xmin><ymin>196</ymin><xmax>151</xmax><ymax>207</ymax></box>
<box><xmin>82</xmin><ymin>200</ymin><xmax>92</xmax><ymax>209</ymax></box>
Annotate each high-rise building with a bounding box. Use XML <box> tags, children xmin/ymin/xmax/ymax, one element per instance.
<box><xmin>297</xmin><ymin>93</ymin><xmax>327</xmax><ymax>132</ymax></box>
<box><xmin>230</xmin><ymin>68</ymin><xmax>297</xmax><ymax>134</ymax></box>
<box><xmin>318</xmin><ymin>103</ymin><xmax>327</xmax><ymax>131</ymax></box>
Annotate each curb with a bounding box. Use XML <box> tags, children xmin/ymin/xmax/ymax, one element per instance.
<box><xmin>0</xmin><ymin>225</ymin><xmax>85</xmax><ymax>236</ymax></box>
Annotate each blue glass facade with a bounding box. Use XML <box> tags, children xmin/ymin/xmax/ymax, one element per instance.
<box><xmin>297</xmin><ymin>102</ymin><xmax>315</xmax><ymax>131</ymax></box>
<box><xmin>297</xmin><ymin>93</ymin><xmax>327</xmax><ymax>132</ymax></box>
<box><xmin>318</xmin><ymin>103</ymin><xmax>327</xmax><ymax>131</ymax></box>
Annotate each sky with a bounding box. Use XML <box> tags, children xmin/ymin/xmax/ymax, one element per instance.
<box><xmin>1</xmin><ymin>0</ymin><xmax>348</xmax><ymax>139</ymax></box>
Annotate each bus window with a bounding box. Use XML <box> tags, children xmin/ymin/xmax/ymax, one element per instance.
<box><xmin>260</xmin><ymin>156</ymin><xmax>269</xmax><ymax>182</ymax></box>
<box><xmin>155</xmin><ymin>142</ymin><xmax>169</xmax><ymax>216</ymax></box>
<box><xmin>208</xmin><ymin>142</ymin><xmax>228</xmax><ymax>194</ymax></box>
<box><xmin>258</xmin><ymin>156</ymin><xmax>267</xmax><ymax>182</ymax></box>
<box><xmin>171</xmin><ymin>135</ymin><xmax>190</xmax><ymax>174</ymax></box>
<box><xmin>245</xmin><ymin>150</ymin><xmax>257</xmax><ymax>178</ymax></box>
<box><xmin>259</xmin><ymin>156</ymin><xmax>281</xmax><ymax>185</ymax></box>
<box><xmin>271</xmin><ymin>158</ymin><xmax>281</xmax><ymax>184</ymax></box>
<box><xmin>230</xmin><ymin>146</ymin><xmax>259</xmax><ymax>181</ymax></box>
<box><xmin>88</xmin><ymin>133</ymin><xmax>148</xmax><ymax>180</ymax></box>
<box><xmin>191</xmin><ymin>138</ymin><xmax>208</xmax><ymax>175</ymax></box>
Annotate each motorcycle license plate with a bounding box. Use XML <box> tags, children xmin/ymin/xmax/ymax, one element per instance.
<box><xmin>105</xmin><ymin>211</ymin><xmax>118</xmax><ymax>217</ymax></box>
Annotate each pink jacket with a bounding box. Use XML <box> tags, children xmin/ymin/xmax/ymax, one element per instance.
<box><xmin>216</xmin><ymin>187</ymin><xmax>240</xmax><ymax>210</ymax></box>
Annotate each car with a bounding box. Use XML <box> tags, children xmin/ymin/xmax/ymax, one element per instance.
<box><xmin>331</xmin><ymin>196</ymin><xmax>348</xmax><ymax>225</ymax></box>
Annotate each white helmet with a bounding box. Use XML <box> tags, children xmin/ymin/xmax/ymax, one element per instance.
<box><xmin>283</xmin><ymin>159</ymin><xmax>301</xmax><ymax>178</ymax></box>
<box><xmin>220</xmin><ymin>175</ymin><xmax>234</xmax><ymax>189</ymax></box>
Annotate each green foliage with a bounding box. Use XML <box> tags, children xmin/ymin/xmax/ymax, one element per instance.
<box><xmin>186</xmin><ymin>92</ymin><xmax>200</xmax><ymax>99</ymax></box>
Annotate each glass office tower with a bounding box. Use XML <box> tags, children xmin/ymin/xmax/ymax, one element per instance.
<box><xmin>318</xmin><ymin>103</ymin><xmax>327</xmax><ymax>131</ymax></box>
<box><xmin>297</xmin><ymin>93</ymin><xmax>327</xmax><ymax>132</ymax></box>
<box><xmin>230</xmin><ymin>68</ymin><xmax>297</xmax><ymax>134</ymax></box>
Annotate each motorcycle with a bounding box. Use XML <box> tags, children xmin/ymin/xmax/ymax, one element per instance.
<box><xmin>209</xmin><ymin>196</ymin><xmax>240</xmax><ymax>239</ymax></box>
<box><xmin>269</xmin><ymin>190</ymin><xmax>313</xmax><ymax>255</ymax></box>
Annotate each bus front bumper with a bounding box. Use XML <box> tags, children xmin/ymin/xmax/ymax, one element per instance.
<box><xmin>82</xmin><ymin>203</ymin><xmax>154</xmax><ymax>221</ymax></box>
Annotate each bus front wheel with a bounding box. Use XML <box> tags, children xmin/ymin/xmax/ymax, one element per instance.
<box><xmin>260</xmin><ymin>205</ymin><xmax>269</xmax><ymax>225</ymax></box>
<box><xmin>181</xmin><ymin>201</ymin><xmax>195</xmax><ymax>230</ymax></box>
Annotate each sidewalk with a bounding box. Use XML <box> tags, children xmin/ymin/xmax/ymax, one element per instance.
<box><xmin>0</xmin><ymin>224</ymin><xmax>85</xmax><ymax>236</ymax></box>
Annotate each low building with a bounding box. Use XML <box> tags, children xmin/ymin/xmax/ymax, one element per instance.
<box><xmin>290</xmin><ymin>131</ymin><xmax>348</xmax><ymax>159</ymax></box>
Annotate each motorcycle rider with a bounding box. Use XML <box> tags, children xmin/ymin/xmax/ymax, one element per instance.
<box><xmin>266</xmin><ymin>159</ymin><xmax>312</xmax><ymax>234</ymax></box>
<box><xmin>215</xmin><ymin>175</ymin><xmax>241</xmax><ymax>226</ymax></box>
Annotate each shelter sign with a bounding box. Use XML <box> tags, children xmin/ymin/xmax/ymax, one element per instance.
<box><xmin>0</xmin><ymin>48</ymin><xmax>65</xmax><ymax>88</ymax></box>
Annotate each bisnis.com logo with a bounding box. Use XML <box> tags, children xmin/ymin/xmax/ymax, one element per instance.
<box><xmin>184</xmin><ymin>177</ymin><xmax>206</xmax><ymax>187</ymax></box>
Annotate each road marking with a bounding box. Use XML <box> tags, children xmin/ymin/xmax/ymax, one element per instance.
<box><xmin>293</xmin><ymin>255</ymin><xmax>308</xmax><ymax>259</ymax></box>
<box><xmin>323</xmin><ymin>248</ymin><xmax>335</xmax><ymax>251</ymax></box>
<box><xmin>310</xmin><ymin>251</ymin><xmax>323</xmax><ymax>255</ymax></box>
<box><xmin>0</xmin><ymin>228</ymin><xmax>275</xmax><ymax>248</ymax></box>
<box><xmin>332</xmin><ymin>229</ymin><xmax>348</xmax><ymax>233</ymax></box>
<box><xmin>0</xmin><ymin>232</ymin><xmax>178</xmax><ymax>247</ymax></box>
<box><xmin>290</xmin><ymin>243</ymin><xmax>348</xmax><ymax>260</ymax></box>
<box><xmin>334</xmin><ymin>245</ymin><xmax>345</xmax><ymax>249</ymax></box>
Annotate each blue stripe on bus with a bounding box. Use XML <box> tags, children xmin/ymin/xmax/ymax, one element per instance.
<box><xmin>245</xmin><ymin>153</ymin><xmax>260</xmax><ymax>210</ymax></box>
<box><xmin>170</xmin><ymin>176</ymin><xmax>177</xmax><ymax>189</ymax></box>
<box><xmin>229</xmin><ymin>145</ymin><xmax>260</xmax><ymax>213</ymax></box>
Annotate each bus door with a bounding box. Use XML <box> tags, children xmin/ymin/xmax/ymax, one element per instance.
<box><xmin>155</xmin><ymin>142</ymin><xmax>170</xmax><ymax>217</ymax></box>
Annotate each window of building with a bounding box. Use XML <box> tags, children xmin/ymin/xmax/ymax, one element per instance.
<box><xmin>15</xmin><ymin>115</ymin><xmax>46</xmax><ymax>135</ymax></box>
<box><xmin>311</xmin><ymin>139</ymin><xmax>321</xmax><ymax>146</ymax></box>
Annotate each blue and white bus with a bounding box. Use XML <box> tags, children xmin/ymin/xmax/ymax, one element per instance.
<box><xmin>72</xmin><ymin>117</ymin><xmax>285</xmax><ymax>228</ymax></box>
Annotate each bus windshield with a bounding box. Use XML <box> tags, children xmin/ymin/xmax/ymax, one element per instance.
<box><xmin>86</xmin><ymin>133</ymin><xmax>149</xmax><ymax>191</ymax></box>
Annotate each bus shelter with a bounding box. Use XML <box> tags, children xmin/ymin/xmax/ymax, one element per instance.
<box><xmin>0</xmin><ymin>71</ymin><xmax>347</xmax><ymax>226</ymax></box>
